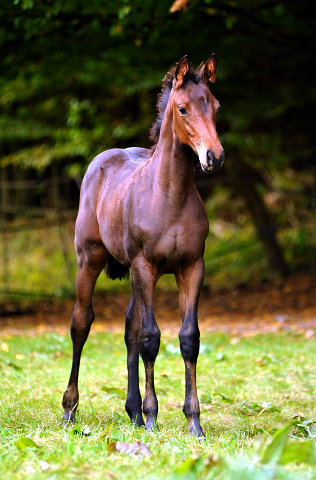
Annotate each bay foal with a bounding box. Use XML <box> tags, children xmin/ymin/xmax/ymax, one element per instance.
<box><xmin>62</xmin><ymin>55</ymin><xmax>224</xmax><ymax>437</ymax></box>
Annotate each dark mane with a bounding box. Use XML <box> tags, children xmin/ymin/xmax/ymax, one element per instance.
<box><xmin>150</xmin><ymin>65</ymin><xmax>202</xmax><ymax>144</ymax></box>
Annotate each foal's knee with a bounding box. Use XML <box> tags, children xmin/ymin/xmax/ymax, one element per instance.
<box><xmin>71</xmin><ymin>304</ymin><xmax>94</xmax><ymax>339</ymax></box>
<box><xmin>179</xmin><ymin>325</ymin><xmax>200</xmax><ymax>363</ymax></box>
<box><xmin>138</xmin><ymin>324</ymin><xmax>161</xmax><ymax>362</ymax></box>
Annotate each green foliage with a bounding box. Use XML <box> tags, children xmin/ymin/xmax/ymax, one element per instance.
<box><xmin>0</xmin><ymin>0</ymin><xmax>314</xmax><ymax>283</ymax></box>
<box><xmin>0</xmin><ymin>0</ymin><xmax>314</xmax><ymax>176</ymax></box>
<box><xmin>167</xmin><ymin>426</ymin><xmax>316</xmax><ymax>479</ymax></box>
<box><xmin>258</xmin><ymin>422</ymin><xmax>316</xmax><ymax>467</ymax></box>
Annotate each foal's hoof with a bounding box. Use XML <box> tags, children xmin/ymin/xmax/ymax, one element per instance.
<box><xmin>61</xmin><ymin>402</ymin><xmax>78</xmax><ymax>426</ymax></box>
<box><xmin>130</xmin><ymin>414</ymin><xmax>146</xmax><ymax>428</ymax></box>
<box><xmin>61</xmin><ymin>410</ymin><xmax>76</xmax><ymax>426</ymax></box>
<box><xmin>62</xmin><ymin>389</ymin><xmax>78</xmax><ymax>425</ymax></box>
<box><xmin>146</xmin><ymin>415</ymin><xmax>159</xmax><ymax>432</ymax></box>
<box><xmin>188</xmin><ymin>418</ymin><xmax>205</xmax><ymax>439</ymax></box>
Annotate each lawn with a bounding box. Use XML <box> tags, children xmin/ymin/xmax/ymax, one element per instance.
<box><xmin>1</xmin><ymin>329</ymin><xmax>316</xmax><ymax>479</ymax></box>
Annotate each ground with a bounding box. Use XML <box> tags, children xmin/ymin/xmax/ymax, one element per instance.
<box><xmin>0</xmin><ymin>272</ymin><xmax>315</xmax><ymax>338</ymax></box>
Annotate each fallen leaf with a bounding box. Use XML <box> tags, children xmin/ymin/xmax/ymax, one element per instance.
<box><xmin>39</xmin><ymin>461</ymin><xmax>50</xmax><ymax>471</ymax></box>
<box><xmin>215</xmin><ymin>351</ymin><xmax>226</xmax><ymax>361</ymax></box>
<box><xmin>15</xmin><ymin>437</ymin><xmax>39</xmax><ymax>451</ymax></box>
<box><xmin>213</xmin><ymin>392</ymin><xmax>234</xmax><ymax>404</ymax></box>
<box><xmin>25</xmin><ymin>466</ymin><xmax>36</xmax><ymax>474</ymax></box>
<box><xmin>202</xmin><ymin>405</ymin><xmax>213</xmax><ymax>411</ymax></box>
<box><xmin>101</xmin><ymin>386</ymin><xmax>126</xmax><ymax>399</ymax></box>
<box><xmin>1</xmin><ymin>359</ymin><xmax>22</xmax><ymax>371</ymax></box>
<box><xmin>1</xmin><ymin>342</ymin><xmax>9</xmax><ymax>352</ymax></box>
<box><xmin>305</xmin><ymin>329</ymin><xmax>314</xmax><ymax>339</ymax></box>
<box><xmin>70</xmin><ymin>425</ymin><xmax>91</xmax><ymax>437</ymax></box>
<box><xmin>111</xmin><ymin>441</ymin><xmax>151</xmax><ymax>457</ymax></box>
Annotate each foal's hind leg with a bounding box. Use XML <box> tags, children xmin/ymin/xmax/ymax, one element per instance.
<box><xmin>131</xmin><ymin>258</ymin><xmax>161</xmax><ymax>430</ymax></box>
<box><xmin>62</xmin><ymin>241</ymin><xmax>107</xmax><ymax>423</ymax></box>
<box><xmin>124</xmin><ymin>289</ymin><xmax>145</xmax><ymax>427</ymax></box>
<box><xmin>176</xmin><ymin>258</ymin><xmax>205</xmax><ymax>438</ymax></box>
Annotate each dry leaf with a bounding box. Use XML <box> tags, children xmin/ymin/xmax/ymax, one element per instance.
<box><xmin>113</xmin><ymin>441</ymin><xmax>151</xmax><ymax>457</ymax></box>
<box><xmin>1</xmin><ymin>342</ymin><xmax>9</xmax><ymax>352</ymax></box>
<box><xmin>305</xmin><ymin>329</ymin><xmax>314</xmax><ymax>339</ymax></box>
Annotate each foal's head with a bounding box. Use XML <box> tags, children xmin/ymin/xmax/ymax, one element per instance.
<box><xmin>152</xmin><ymin>55</ymin><xmax>225</xmax><ymax>172</ymax></box>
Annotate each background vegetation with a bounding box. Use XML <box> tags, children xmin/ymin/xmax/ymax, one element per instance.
<box><xmin>0</xmin><ymin>0</ymin><xmax>315</xmax><ymax>296</ymax></box>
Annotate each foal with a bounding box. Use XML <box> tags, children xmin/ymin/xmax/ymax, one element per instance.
<box><xmin>62</xmin><ymin>55</ymin><xmax>224</xmax><ymax>437</ymax></box>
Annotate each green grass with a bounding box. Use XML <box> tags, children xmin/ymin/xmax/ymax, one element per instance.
<box><xmin>1</xmin><ymin>330</ymin><xmax>316</xmax><ymax>479</ymax></box>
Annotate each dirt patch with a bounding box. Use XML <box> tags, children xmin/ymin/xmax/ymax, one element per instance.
<box><xmin>0</xmin><ymin>272</ymin><xmax>315</xmax><ymax>337</ymax></box>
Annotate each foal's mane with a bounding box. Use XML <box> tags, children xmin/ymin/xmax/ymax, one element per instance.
<box><xmin>150</xmin><ymin>64</ymin><xmax>203</xmax><ymax>144</ymax></box>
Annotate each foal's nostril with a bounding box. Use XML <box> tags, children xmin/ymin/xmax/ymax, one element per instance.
<box><xmin>206</xmin><ymin>150</ymin><xmax>215</xmax><ymax>167</ymax></box>
<box><xmin>205</xmin><ymin>149</ymin><xmax>225</xmax><ymax>171</ymax></box>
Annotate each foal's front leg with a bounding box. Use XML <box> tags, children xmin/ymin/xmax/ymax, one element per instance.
<box><xmin>131</xmin><ymin>258</ymin><xmax>161</xmax><ymax>430</ymax></box>
<box><xmin>176</xmin><ymin>258</ymin><xmax>205</xmax><ymax>438</ymax></box>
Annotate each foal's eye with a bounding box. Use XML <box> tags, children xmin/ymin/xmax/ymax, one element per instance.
<box><xmin>178</xmin><ymin>107</ymin><xmax>188</xmax><ymax>115</ymax></box>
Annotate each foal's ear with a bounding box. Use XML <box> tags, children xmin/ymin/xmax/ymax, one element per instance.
<box><xmin>174</xmin><ymin>55</ymin><xmax>190</xmax><ymax>89</ymax></box>
<box><xmin>201</xmin><ymin>54</ymin><xmax>217</xmax><ymax>83</ymax></box>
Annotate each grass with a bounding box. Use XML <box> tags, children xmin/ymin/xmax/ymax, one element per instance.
<box><xmin>1</xmin><ymin>330</ymin><xmax>316</xmax><ymax>479</ymax></box>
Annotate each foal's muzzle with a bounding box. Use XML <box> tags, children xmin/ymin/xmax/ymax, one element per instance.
<box><xmin>202</xmin><ymin>149</ymin><xmax>225</xmax><ymax>172</ymax></box>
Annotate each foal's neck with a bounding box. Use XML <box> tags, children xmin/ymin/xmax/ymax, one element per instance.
<box><xmin>152</xmin><ymin>103</ymin><xmax>196</xmax><ymax>200</ymax></box>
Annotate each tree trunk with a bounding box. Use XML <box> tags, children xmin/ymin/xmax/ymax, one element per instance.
<box><xmin>233</xmin><ymin>165</ymin><xmax>289</xmax><ymax>278</ymax></box>
<box><xmin>195</xmin><ymin>161</ymin><xmax>289</xmax><ymax>278</ymax></box>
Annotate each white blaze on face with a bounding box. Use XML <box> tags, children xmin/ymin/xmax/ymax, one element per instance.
<box><xmin>195</xmin><ymin>144</ymin><xmax>209</xmax><ymax>170</ymax></box>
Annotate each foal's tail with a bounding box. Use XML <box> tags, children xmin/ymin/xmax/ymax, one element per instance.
<box><xmin>105</xmin><ymin>255</ymin><xmax>130</xmax><ymax>281</ymax></box>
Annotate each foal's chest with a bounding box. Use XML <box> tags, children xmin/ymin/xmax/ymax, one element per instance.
<box><xmin>132</xmin><ymin>205</ymin><xmax>209</xmax><ymax>269</ymax></box>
